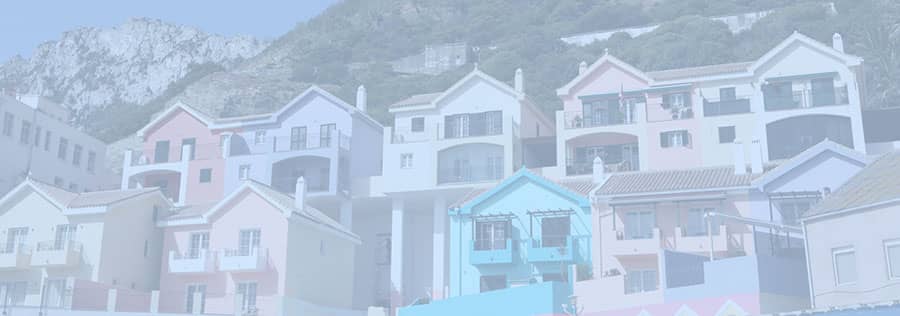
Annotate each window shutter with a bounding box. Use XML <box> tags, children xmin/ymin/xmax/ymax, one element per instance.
<box><xmin>660</xmin><ymin>133</ymin><xmax>670</xmax><ymax>148</ymax></box>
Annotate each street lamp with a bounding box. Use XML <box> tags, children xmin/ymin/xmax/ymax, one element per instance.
<box><xmin>562</xmin><ymin>294</ymin><xmax>583</xmax><ymax>316</ymax></box>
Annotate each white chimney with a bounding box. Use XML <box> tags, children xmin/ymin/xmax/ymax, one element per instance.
<box><xmin>750</xmin><ymin>139</ymin><xmax>764</xmax><ymax>174</ymax></box>
<box><xmin>578</xmin><ymin>61</ymin><xmax>588</xmax><ymax>75</ymax></box>
<box><xmin>832</xmin><ymin>33</ymin><xmax>844</xmax><ymax>53</ymax></box>
<box><xmin>514</xmin><ymin>68</ymin><xmax>524</xmax><ymax>93</ymax></box>
<box><xmin>356</xmin><ymin>85</ymin><xmax>367</xmax><ymax>112</ymax></box>
<box><xmin>592</xmin><ymin>156</ymin><xmax>605</xmax><ymax>184</ymax></box>
<box><xmin>294</xmin><ymin>177</ymin><xmax>306</xmax><ymax>211</ymax></box>
<box><xmin>732</xmin><ymin>139</ymin><xmax>747</xmax><ymax>175</ymax></box>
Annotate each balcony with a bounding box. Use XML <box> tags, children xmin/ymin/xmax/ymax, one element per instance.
<box><xmin>0</xmin><ymin>244</ymin><xmax>31</xmax><ymax>270</ymax></box>
<box><xmin>605</xmin><ymin>228</ymin><xmax>661</xmax><ymax>256</ymax></box>
<box><xmin>469</xmin><ymin>239</ymin><xmax>514</xmax><ymax>265</ymax></box>
<box><xmin>437</xmin><ymin>164</ymin><xmax>504</xmax><ymax>185</ymax></box>
<box><xmin>703</xmin><ymin>97</ymin><xmax>751</xmax><ymax>116</ymax></box>
<box><xmin>168</xmin><ymin>250</ymin><xmax>215</xmax><ymax>274</ymax></box>
<box><xmin>391</xmin><ymin>117</ymin><xmax>512</xmax><ymax>144</ymax></box>
<box><xmin>218</xmin><ymin>248</ymin><xmax>268</xmax><ymax>272</ymax></box>
<box><xmin>230</xmin><ymin>132</ymin><xmax>351</xmax><ymax>157</ymax></box>
<box><xmin>674</xmin><ymin>225</ymin><xmax>728</xmax><ymax>254</ymax></box>
<box><xmin>30</xmin><ymin>240</ymin><xmax>82</xmax><ymax>267</ymax></box>
<box><xmin>566</xmin><ymin>156</ymin><xmax>639</xmax><ymax>176</ymax></box>
<box><xmin>125</xmin><ymin>143</ymin><xmax>221</xmax><ymax>168</ymax></box>
<box><xmin>563</xmin><ymin>110</ymin><xmax>636</xmax><ymax>130</ymax></box>
<box><xmin>527</xmin><ymin>236</ymin><xmax>575</xmax><ymax>263</ymax></box>
<box><xmin>764</xmin><ymin>85</ymin><xmax>849</xmax><ymax>111</ymax></box>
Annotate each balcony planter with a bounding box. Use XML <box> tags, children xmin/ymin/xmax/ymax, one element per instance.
<box><xmin>218</xmin><ymin>248</ymin><xmax>268</xmax><ymax>272</ymax></box>
<box><xmin>168</xmin><ymin>250</ymin><xmax>215</xmax><ymax>274</ymax></box>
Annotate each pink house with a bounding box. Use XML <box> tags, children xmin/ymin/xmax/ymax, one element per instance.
<box><xmin>122</xmin><ymin>103</ymin><xmax>237</xmax><ymax>206</ymax></box>
<box><xmin>156</xmin><ymin>178</ymin><xmax>360</xmax><ymax>316</ymax></box>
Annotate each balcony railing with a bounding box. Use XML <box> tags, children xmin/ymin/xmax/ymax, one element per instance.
<box><xmin>127</xmin><ymin>142</ymin><xmax>222</xmax><ymax>167</ymax></box>
<box><xmin>469</xmin><ymin>239</ymin><xmax>514</xmax><ymax>265</ymax></box>
<box><xmin>566</xmin><ymin>157</ymin><xmax>638</xmax><ymax>176</ymax></box>
<box><xmin>674</xmin><ymin>225</ymin><xmax>728</xmax><ymax>254</ymax></box>
<box><xmin>527</xmin><ymin>236</ymin><xmax>576</xmax><ymax>263</ymax></box>
<box><xmin>563</xmin><ymin>110</ymin><xmax>637</xmax><ymax>129</ymax></box>
<box><xmin>437</xmin><ymin>164</ymin><xmax>504</xmax><ymax>185</ymax></box>
<box><xmin>218</xmin><ymin>248</ymin><xmax>268</xmax><ymax>272</ymax></box>
<box><xmin>605</xmin><ymin>228</ymin><xmax>661</xmax><ymax>256</ymax></box>
<box><xmin>232</xmin><ymin>132</ymin><xmax>351</xmax><ymax>156</ymax></box>
<box><xmin>764</xmin><ymin>86</ymin><xmax>849</xmax><ymax>111</ymax></box>
<box><xmin>31</xmin><ymin>240</ymin><xmax>82</xmax><ymax>267</ymax></box>
<box><xmin>0</xmin><ymin>244</ymin><xmax>31</xmax><ymax>270</ymax></box>
<box><xmin>703</xmin><ymin>97</ymin><xmax>752</xmax><ymax>116</ymax></box>
<box><xmin>391</xmin><ymin>117</ymin><xmax>514</xmax><ymax>144</ymax></box>
<box><xmin>168</xmin><ymin>250</ymin><xmax>216</xmax><ymax>274</ymax></box>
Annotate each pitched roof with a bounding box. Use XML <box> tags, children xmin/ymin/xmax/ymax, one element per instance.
<box><xmin>389</xmin><ymin>92</ymin><xmax>442</xmax><ymax>109</ymax></box>
<box><xmin>805</xmin><ymin>151</ymin><xmax>900</xmax><ymax>218</ymax></box>
<box><xmin>595</xmin><ymin>165</ymin><xmax>762</xmax><ymax>196</ymax></box>
<box><xmin>647</xmin><ymin>62</ymin><xmax>753</xmax><ymax>81</ymax></box>
<box><xmin>23</xmin><ymin>179</ymin><xmax>163</xmax><ymax>209</ymax></box>
<box><xmin>164</xmin><ymin>203</ymin><xmax>216</xmax><ymax>220</ymax></box>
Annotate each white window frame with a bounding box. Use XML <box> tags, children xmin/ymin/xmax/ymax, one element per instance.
<box><xmin>184</xmin><ymin>283</ymin><xmax>206</xmax><ymax>314</ymax></box>
<box><xmin>236</xmin><ymin>281</ymin><xmax>258</xmax><ymax>311</ymax></box>
<box><xmin>400</xmin><ymin>153</ymin><xmax>413</xmax><ymax>169</ymax></box>
<box><xmin>254</xmin><ymin>131</ymin><xmax>266</xmax><ymax>144</ymax></box>
<box><xmin>238</xmin><ymin>165</ymin><xmax>251</xmax><ymax>180</ymax></box>
<box><xmin>885</xmin><ymin>239</ymin><xmax>900</xmax><ymax>280</ymax></box>
<box><xmin>832</xmin><ymin>246</ymin><xmax>857</xmax><ymax>286</ymax></box>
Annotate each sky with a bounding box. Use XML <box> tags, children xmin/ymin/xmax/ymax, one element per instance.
<box><xmin>0</xmin><ymin>0</ymin><xmax>338</xmax><ymax>61</ymax></box>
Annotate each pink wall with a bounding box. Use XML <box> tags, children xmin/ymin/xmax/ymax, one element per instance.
<box><xmin>562</xmin><ymin>62</ymin><xmax>651</xmax><ymax>112</ymax></box>
<box><xmin>141</xmin><ymin>108</ymin><xmax>235</xmax><ymax>204</ymax></box>
<box><xmin>645</xmin><ymin>119</ymin><xmax>703</xmax><ymax>171</ymax></box>
<box><xmin>158</xmin><ymin>190</ymin><xmax>290</xmax><ymax>315</ymax></box>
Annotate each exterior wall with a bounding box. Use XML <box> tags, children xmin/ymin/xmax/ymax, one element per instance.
<box><xmin>0</xmin><ymin>95</ymin><xmax>110</xmax><ymax>196</ymax></box>
<box><xmin>96</xmin><ymin>194</ymin><xmax>166</xmax><ymax>291</ymax></box>
<box><xmin>805</xmin><ymin>203</ymin><xmax>900</xmax><ymax>308</ymax></box>
<box><xmin>284</xmin><ymin>216</ymin><xmax>356</xmax><ymax>309</ymax></box>
<box><xmin>399</xmin><ymin>281</ymin><xmax>571</xmax><ymax>316</ymax></box>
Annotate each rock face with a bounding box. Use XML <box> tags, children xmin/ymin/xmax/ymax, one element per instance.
<box><xmin>0</xmin><ymin>18</ymin><xmax>269</xmax><ymax>115</ymax></box>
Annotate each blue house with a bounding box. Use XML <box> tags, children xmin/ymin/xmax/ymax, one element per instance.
<box><xmin>400</xmin><ymin>168</ymin><xmax>595</xmax><ymax>316</ymax></box>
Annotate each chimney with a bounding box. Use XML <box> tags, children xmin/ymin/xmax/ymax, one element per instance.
<box><xmin>750</xmin><ymin>139</ymin><xmax>764</xmax><ymax>174</ymax></box>
<box><xmin>294</xmin><ymin>177</ymin><xmax>306</xmax><ymax>211</ymax></box>
<box><xmin>832</xmin><ymin>33</ymin><xmax>844</xmax><ymax>53</ymax></box>
<box><xmin>578</xmin><ymin>61</ymin><xmax>588</xmax><ymax>75</ymax></box>
<box><xmin>514</xmin><ymin>68</ymin><xmax>524</xmax><ymax>93</ymax></box>
<box><xmin>732</xmin><ymin>139</ymin><xmax>747</xmax><ymax>175</ymax></box>
<box><xmin>592</xmin><ymin>156</ymin><xmax>605</xmax><ymax>184</ymax></box>
<box><xmin>356</xmin><ymin>85</ymin><xmax>367</xmax><ymax>113</ymax></box>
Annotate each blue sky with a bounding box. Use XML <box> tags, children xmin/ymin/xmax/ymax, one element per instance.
<box><xmin>0</xmin><ymin>0</ymin><xmax>337</xmax><ymax>61</ymax></box>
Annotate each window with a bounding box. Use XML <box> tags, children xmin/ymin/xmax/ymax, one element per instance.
<box><xmin>2</xmin><ymin>113</ymin><xmax>13</xmax><ymax>136</ymax></box>
<box><xmin>411</xmin><ymin>117</ymin><xmax>425</xmax><ymax>132</ymax></box>
<box><xmin>19</xmin><ymin>120</ymin><xmax>31</xmax><ymax>144</ymax></box>
<box><xmin>58</xmin><ymin>137</ymin><xmax>69</xmax><ymax>160</ymax></box>
<box><xmin>685</xmin><ymin>208</ymin><xmax>720</xmax><ymax>236</ymax></box>
<box><xmin>719</xmin><ymin>87</ymin><xmax>737</xmax><ymax>101</ymax></box>
<box><xmin>188</xmin><ymin>232</ymin><xmax>209</xmax><ymax>259</ymax></box>
<box><xmin>660</xmin><ymin>130</ymin><xmax>691</xmax><ymax>148</ymax></box>
<box><xmin>474</xmin><ymin>221</ymin><xmax>509</xmax><ymax>250</ymax></box>
<box><xmin>154</xmin><ymin>140</ymin><xmax>170</xmax><ymax>163</ymax></box>
<box><xmin>54</xmin><ymin>224</ymin><xmax>77</xmax><ymax>250</ymax></box>
<box><xmin>185</xmin><ymin>284</ymin><xmax>206</xmax><ymax>314</ymax></box>
<box><xmin>34</xmin><ymin>126</ymin><xmax>41</xmax><ymax>148</ymax></box>
<box><xmin>718</xmin><ymin>126</ymin><xmax>736</xmax><ymax>144</ymax></box>
<box><xmin>199</xmin><ymin>169</ymin><xmax>212</xmax><ymax>183</ymax></box>
<box><xmin>0</xmin><ymin>281</ymin><xmax>28</xmax><ymax>306</ymax></box>
<box><xmin>290</xmin><ymin>126</ymin><xmax>307</xmax><ymax>150</ymax></box>
<box><xmin>833</xmin><ymin>247</ymin><xmax>857</xmax><ymax>285</ymax></box>
<box><xmin>181</xmin><ymin>138</ymin><xmax>196</xmax><ymax>160</ymax></box>
<box><xmin>320</xmin><ymin>123</ymin><xmax>336</xmax><ymax>147</ymax></box>
<box><xmin>254</xmin><ymin>131</ymin><xmax>266</xmax><ymax>144</ymax></box>
<box><xmin>625</xmin><ymin>270</ymin><xmax>658</xmax><ymax>294</ymax></box>
<box><xmin>238</xmin><ymin>165</ymin><xmax>251</xmax><ymax>180</ymax></box>
<box><xmin>236</xmin><ymin>282</ymin><xmax>258</xmax><ymax>311</ymax></box>
<box><xmin>400</xmin><ymin>153</ymin><xmax>413</xmax><ymax>169</ymax></box>
<box><xmin>44</xmin><ymin>279</ymin><xmax>67</xmax><ymax>308</ymax></box>
<box><xmin>625</xmin><ymin>211</ymin><xmax>655</xmax><ymax>240</ymax></box>
<box><xmin>480</xmin><ymin>275</ymin><xmax>507</xmax><ymax>293</ymax></box>
<box><xmin>143</xmin><ymin>240</ymin><xmax>150</xmax><ymax>258</ymax></box>
<box><xmin>238</xmin><ymin>229</ymin><xmax>261</xmax><ymax>256</ymax></box>
<box><xmin>5</xmin><ymin>227</ymin><xmax>28</xmax><ymax>252</ymax></box>
<box><xmin>44</xmin><ymin>131</ymin><xmax>52</xmax><ymax>151</ymax></box>
<box><xmin>886</xmin><ymin>240</ymin><xmax>900</xmax><ymax>280</ymax></box>
<box><xmin>541</xmin><ymin>216</ymin><xmax>571</xmax><ymax>248</ymax></box>
<box><xmin>54</xmin><ymin>177</ymin><xmax>64</xmax><ymax>187</ymax></box>
<box><xmin>87</xmin><ymin>151</ymin><xmax>96</xmax><ymax>173</ymax></box>
<box><xmin>72</xmin><ymin>145</ymin><xmax>82</xmax><ymax>166</ymax></box>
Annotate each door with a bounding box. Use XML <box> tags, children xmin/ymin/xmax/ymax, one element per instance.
<box><xmin>541</xmin><ymin>216</ymin><xmax>570</xmax><ymax>248</ymax></box>
<box><xmin>475</xmin><ymin>221</ymin><xmax>509</xmax><ymax>250</ymax></box>
<box><xmin>319</xmin><ymin>124</ymin><xmax>336</xmax><ymax>148</ymax></box>
<box><xmin>236</xmin><ymin>282</ymin><xmax>258</xmax><ymax>311</ymax></box>
<box><xmin>291</xmin><ymin>126</ymin><xmax>307</xmax><ymax>150</ymax></box>
<box><xmin>374</xmin><ymin>233</ymin><xmax>391</xmax><ymax>307</ymax></box>
<box><xmin>811</xmin><ymin>78</ymin><xmax>836</xmax><ymax>107</ymax></box>
<box><xmin>5</xmin><ymin>227</ymin><xmax>27</xmax><ymax>253</ymax></box>
<box><xmin>453</xmin><ymin>159</ymin><xmax>471</xmax><ymax>182</ymax></box>
<box><xmin>154</xmin><ymin>140</ymin><xmax>170</xmax><ymax>163</ymax></box>
<box><xmin>0</xmin><ymin>282</ymin><xmax>27</xmax><ymax>306</ymax></box>
<box><xmin>625</xmin><ymin>211</ymin><xmax>655</xmax><ymax>240</ymax></box>
<box><xmin>238</xmin><ymin>229</ymin><xmax>261</xmax><ymax>256</ymax></box>
<box><xmin>188</xmin><ymin>232</ymin><xmax>209</xmax><ymax>259</ymax></box>
<box><xmin>53</xmin><ymin>225</ymin><xmax>77</xmax><ymax>250</ymax></box>
<box><xmin>185</xmin><ymin>284</ymin><xmax>206</xmax><ymax>313</ymax></box>
<box><xmin>181</xmin><ymin>138</ymin><xmax>196</xmax><ymax>160</ymax></box>
<box><xmin>44</xmin><ymin>279</ymin><xmax>66</xmax><ymax>308</ymax></box>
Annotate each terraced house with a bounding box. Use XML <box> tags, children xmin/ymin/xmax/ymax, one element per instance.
<box><xmin>548</xmin><ymin>32</ymin><xmax>866</xmax><ymax>180</ymax></box>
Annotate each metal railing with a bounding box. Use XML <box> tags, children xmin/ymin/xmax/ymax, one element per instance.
<box><xmin>437</xmin><ymin>165</ymin><xmax>504</xmax><ymax>184</ymax></box>
<box><xmin>127</xmin><ymin>142</ymin><xmax>222</xmax><ymax>166</ymax></box>
<box><xmin>0</xmin><ymin>243</ymin><xmax>30</xmax><ymax>254</ymax></box>
<box><xmin>563</xmin><ymin>110</ymin><xmax>637</xmax><ymax>129</ymax></box>
<box><xmin>764</xmin><ymin>86</ymin><xmax>849</xmax><ymax>111</ymax></box>
<box><xmin>232</xmin><ymin>131</ymin><xmax>351</xmax><ymax>156</ymax></box>
<box><xmin>391</xmin><ymin>117</ymin><xmax>512</xmax><ymax>144</ymax></box>
<box><xmin>566</xmin><ymin>157</ymin><xmax>638</xmax><ymax>176</ymax></box>
<box><xmin>473</xmin><ymin>239</ymin><xmax>510</xmax><ymax>251</ymax></box>
<box><xmin>34</xmin><ymin>240</ymin><xmax>82</xmax><ymax>252</ymax></box>
<box><xmin>703</xmin><ymin>96</ymin><xmax>752</xmax><ymax>116</ymax></box>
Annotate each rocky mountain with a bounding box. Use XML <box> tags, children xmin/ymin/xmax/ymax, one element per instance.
<box><xmin>0</xmin><ymin>18</ymin><xmax>270</xmax><ymax>122</ymax></box>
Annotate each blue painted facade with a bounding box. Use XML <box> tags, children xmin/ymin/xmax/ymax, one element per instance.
<box><xmin>448</xmin><ymin>168</ymin><xmax>592</xmax><ymax>297</ymax></box>
<box><xmin>398</xmin><ymin>281</ymin><xmax>572</xmax><ymax>316</ymax></box>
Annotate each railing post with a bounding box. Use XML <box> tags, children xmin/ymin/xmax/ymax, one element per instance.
<box><xmin>150</xmin><ymin>290</ymin><xmax>160</xmax><ymax>313</ymax></box>
<box><xmin>106</xmin><ymin>289</ymin><xmax>117</xmax><ymax>312</ymax></box>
